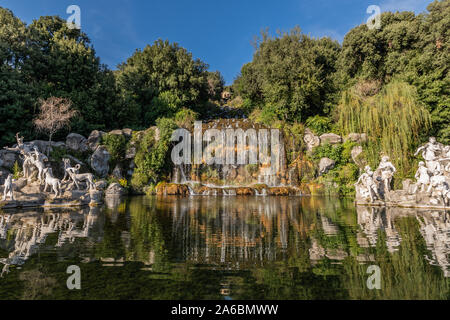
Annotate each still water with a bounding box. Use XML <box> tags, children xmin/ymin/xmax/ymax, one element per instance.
<box><xmin>0</xmin><ymin>196</ymin><xmax>449</xmax><ymax>300</ymax></box>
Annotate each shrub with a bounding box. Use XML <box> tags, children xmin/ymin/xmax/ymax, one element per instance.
<box><xmin>305</xmin><ymin>115</ymin><xmax>332</xmax><ymax>135</ymax></box>
<box><xmin>12</xmin><ymin>161</ymin><xmax>21</xmax><ymax>179</ymax></box>
<box><xmin>102</xmin><ymin>133</ymin><xmax>127</xmax><ymax>165</ymax></box>
<box><xmin>131</xmin><ymin>118</ymin><xmax>177</xmax><ymax>190</ymax></box>
<box><xmin>174</xmin><ymin>108</ymin><xmax>198</xmax><ymax>130</ymax></box>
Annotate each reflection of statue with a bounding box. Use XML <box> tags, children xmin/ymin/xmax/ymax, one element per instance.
<box><xmin>2</xmin><ymin>174</ymin><xmax>14</xmax><ymax>201</ymax></box>
<box><xmin>377</xmin><ymin>156</ymin><xmax>396</xmax><ymax>192</ymax></box>
<box><xmin>67</xmin><ymin>164</ymin><xmax>96</xmax><ymax>191</ymax></box>
<box><xmin>413</xmin><ymin>162</ymin><xmax>432</xmax><ymax>194</ymax></box>
<box><xmin>355</xmin><ymin>166</ymin><xmax>380</xmax><ymax>202</ymax></box>
<box><xmin>43</xmin><ymin>168</ymin><xmax>62</xmax><ymax>197</ymax></box>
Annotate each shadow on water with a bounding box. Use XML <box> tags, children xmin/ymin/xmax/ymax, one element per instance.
<box><xmin>0</xmin><ymin>196</ymin><xmax>449</xmax><ymax>300</ymax></box>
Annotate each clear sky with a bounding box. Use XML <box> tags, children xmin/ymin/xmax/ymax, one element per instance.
<box><xmin>1</xmin><ymin>0</ymin><xmax>432</xmax><ymax>84</ymax></box>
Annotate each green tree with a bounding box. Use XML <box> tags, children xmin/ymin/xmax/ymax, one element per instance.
<box><xmin>116</xmin><ymin>39</ymin><xmax>211</xmax><ymax>129</ymax></box>
<box><xmin>233</xmin><ymin>27</ymin><xmax>341</xmax><ymax>123</ymax></box>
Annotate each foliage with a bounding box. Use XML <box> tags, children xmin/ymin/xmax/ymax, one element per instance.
<box><xmin>102</xmin><ymin>134</ymin><xmax>127</xmax><ymax>166</ymax></box>
<box><xmin>115</xmin><ymin>39</ymin><xmax>212</xmax><ymax>128</ymax></box>
<box><xmin>12</xmin><ymin>161</ymin><xmax>21</xmax><ymax>179</ymax></box>
<box><xmin>305</xmin><ymin>115</ymin><xmax>332</xmax><ymax>135</ymax></box>
<box><xmin>207</xmin><ymin>71</ymin><xmax>225</xmax><ymax>102</ymax></box>
<box><xmin>233</xmin><ymin>27</ymin><xmax>341</xmax><ymax>123</ymax></box>
<box><xmin>131</xmin><ymin>118</ymin><xmax>177</xmax><ymax>189</ymax></box>
<box><xmin>336</xmin><ymin>81</ymin><xmax>431</xmax><ymax>177</ymax></box>
<box><xmin>174</xmin><ymin>108</ymin><xmax>198</xmax><ymax>130</ymax></box>
<box><xmin>0</xmin><ymin>8</ymin><xmax>121</xmax><ymax>146</ymax></box>
<box><xmin>338</xmin><ymin>3</ymin><xmax>449</xmax><ymax>143</ymax></box>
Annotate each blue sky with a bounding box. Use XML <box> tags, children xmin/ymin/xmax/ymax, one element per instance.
<box><xmin>1</xmin><ymin>0</ymin><xmax>432</xmax><ymax>84</ymax></box>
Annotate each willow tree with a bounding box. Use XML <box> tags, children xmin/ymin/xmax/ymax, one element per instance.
<box><xmin>337</xmin><ymin>81</ymin><xmax>431</xmax><ymax>178</ymax></box>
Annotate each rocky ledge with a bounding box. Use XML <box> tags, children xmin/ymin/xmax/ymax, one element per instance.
<box><xmin>0</xmin><ymin>180</ymin><xmax>103</xmax><ymax>210</ymax></box>
<box><xmin>155</xmin><ymin>182</ymin><xmax>301</xmax><ymax>197</ymax></box>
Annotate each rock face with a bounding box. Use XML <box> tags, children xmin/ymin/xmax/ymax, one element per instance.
<box><xmin>156</xmin><ymin>183</ymin><xmax>189</xmax><ymax>196</ymax></box>
<box><xmin>0</xmin><ymin>150</ymin><xmax>17</xmax><ymax>169</ymax></box>
<box><xmin>108</xmin><ymin>129</ymin><xmax>132</xmax><ymax>139</ymax></box>
<box><xmin>304</xmin><ymin>129</ymin><xmax>320</xmax><ymax>152</ymax></box>
<box><xmin>87</xmin><ymin>130</ymin><xmax>106</xmax><ymax>152</ymax></box>
<box><xmin>105</xmin><ymin>183</ymin><xmax>127</xmax><ymax>197</ymax></box>
<box><xmin>351</xmin><ymin>146</ymin><xmax>364</xmax><ymax>165</ymax></box>
<box><xmin>345</xmin><ymin>133</ymin><xmax>368</xmax><ymax>143</ymax></box>
<box><xmin>95</xmin><ymin>180</ymin><xmax>108</xmax><ymax>190</ymax></box>
<box><xmin>320</xmin><ymin>133</ymin><xmax>342</xmax><ymax>145</ymax></box>
<box><xmin>66</xmin><ymin>133</ymin><xmax>88</xmax><ymax>153</ymax></box>
<box><xmin>28</xmin><ymin>141</ymin><xmax>66</xmax><ymax>155</ymax></box>
<box><xmin>319</xmin><ymin>158</ymin><xmax>336</xmax><ymax>175</ymax></box>
<box><xmin>90</xmin><ymin>146</ymin><xmax>110</xmax><ymax>177</ymax></box>
<box><xmin>112</xmin><ymin>165</ymin><xmax>123</xmax><ymax>179</ymax></box>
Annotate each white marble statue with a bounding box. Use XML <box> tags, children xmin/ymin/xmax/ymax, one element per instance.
<box><xmin>355</xmin><ymin>166</ymin><xmax>380</xmax><ymax>203</ymax></box>
<box><xmin>2</xmin><ymin>174</ymin><xmax>14</xmax><ymax>201</ymax></box>
<box><xmin>21</xmin><ymin>150</ymin><xmax>36</xmax><ymax>180</ymax></box>
<box><xmin>66</xmin><ymin>164</ymin><xmax>96</xmax><ymax>191</ymax></box>
<box><xmin>62</xmin><ymin>158</ymin><xmax>72</xmax><ymax>182</ymax></box>
<box><xmin>413</xmin><ymin>162</ymin><xmax>432</xmax><ymax>194</ymax></box>
<box><xmin>43</xmin><ymin>168</ymin><xmax>62</xmax><ymax>197</ymax></box>
<box><xmin>414</xmin><ymin>137</ymin><xmax>443</xmax><ymax>172</ymax></box>
<box><xmin>377</xmin><ymin>156</ymin><xmax>397</xmax><ymax>193</ymax></box>
<box><xmin>29</xmin><ymin>148</ymin><xmax>46</xmax><ymax>184</ymax></box>
<box><xmin>428</xmin><ymin>170</ymin><xmax>448</xmax><ymax>194</ymax></box>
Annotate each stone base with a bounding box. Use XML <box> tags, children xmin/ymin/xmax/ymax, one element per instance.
<box><xmin>0</xmin><ymin>187</ymin><xmax>103</xmax><ymax>210</ymax></box>
<box><xmin>356</xmin><ymin>190</ymin><xmax>450</xmax><ymax>210</ymax></box>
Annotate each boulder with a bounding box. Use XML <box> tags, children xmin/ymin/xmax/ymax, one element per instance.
<box><xmin>320</xmin><ymin>133</ymin><xmax>342</xmax><ymax>145</ymax></box>
<box><xmin>125</xmin><ymin>146</ymin><xmax>137</xmax><ymax>159</ymax></box>
<box><xmin>90</xmin><ymin>146</ymin><xmax>110</xmax><ymax>177</ymax></box>
<box><xmin>105</xmin><ymin>183</ymin><xmax>127</xmax><ymax>197</ymax></box>
<box><xmin>319</xmin><ymin>158</ymin><xmax>336</xmax><ymax>175</ymax></box>
<box><xmin>95</xmin><ymin>180</ymin><xmax>108</xmax><ymax>190</ymax></box>
<box><xmin>122</xmin><ymin>128</ymin><xmax>133</xmax><ymax>139</ymax></box>
<box><xmin>0</xmin><ymin>168</ymin><xmax>11</xmax><ymax>184</ymax></box>
<box><xmin>156</xmin><ymin>183</ymin><xmax>189</xmax><ymax>196</ymax></box>
<box><xmin>66</xmin><ymin>133</ymin><xmax>88</xmax><ymax>153</ymax></box>
<box><xmin>0</xmin><ymin>150</ymin><xmax>17</xmax><ymax>169</ymax></box>
<box><xmin>87</xmin><ymin>130</ymin><xmax>106</xmax><ymax>152</ymax></box>
<box><xmin>27</xmin><ymin>141</ymin><xmax>66</xmax><ymax>155</ymax></box>
<box><xmin>351</xmin><ymin>146</ymin><xmax>364</xmax><ymax>165</ymax></box>
<box><xmin>13</xmin><ymin>178</ymin><xmax>27</xmax><ymax>191</ymax></box>
<box><xmin>303</xmin><ymin>129</ymin><xmax>320</xmax><ymax>152</ymax></box>
<box><xmin>345</xmin><ymin>133</ymin><xmax>368</xmax><ymax>143</ymax></box>
<box><xmin>112</xmin><ymin>164</ymin><xmax>123</xmax><ymax>179</ymax></box>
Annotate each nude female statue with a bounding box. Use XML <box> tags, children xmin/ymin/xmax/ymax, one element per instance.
<box><xmin>2</xmin><ymin>174</ymin><xmax>14</xmax><ymax>201</ymax></box>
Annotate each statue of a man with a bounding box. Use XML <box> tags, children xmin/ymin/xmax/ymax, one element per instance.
<box><xmin>2</xmin><ymin>174</ymin><xmax>14</xmax><ymax>201</ymax></box>
<box><xmin>355</xmin><ymin>166</ymin><xmax>379</xmax><ymax>203</ymax></box>
<box><xmin>413</xmin><ymin>161</ymin><xmax>432</xmax><ymax>194</ymax></box>
<box><xmin>415</xmin><ymin>137</ymin><xmax>442</xmax><ymax>172</ymax></box>
<box><xmin>377</xmin><ymin>156</ymin><xmax>396</xmax><ymax>193</ymax></box>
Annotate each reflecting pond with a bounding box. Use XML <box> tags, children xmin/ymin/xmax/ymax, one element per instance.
<box><xmin>0</xmin><ymin>196</ymin><xmax>449</xmax><ymax>300</ymax></box>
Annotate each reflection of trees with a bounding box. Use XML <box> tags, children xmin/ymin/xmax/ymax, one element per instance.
<box><xmin>1</xmin><ymin>196</ymin><xmax>449</xmax><ymax>300</ymax></box>
<box><xmin>127</xmin><ymin>197</ymin><xmax>169</xmax><ymax>272</ymax></box>
<box><xmin>166</xmin><ymin>197</ymin><xmax>311</xmax><ymax>268</ymax></box>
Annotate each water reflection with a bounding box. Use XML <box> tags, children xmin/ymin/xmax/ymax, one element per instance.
<box><xmin>0</xmin><ymin>196</ymin><xmax>449</xmax><ymax>300</ymax></box>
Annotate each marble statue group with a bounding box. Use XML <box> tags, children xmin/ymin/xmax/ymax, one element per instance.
<box><xmin>356</xmin><ymin>137</ymin><xmax>450</xmax><ymax>207</ymax></box>
<box><xmin>1</xmin><ymin>133</ymin><xmax>97</xmax><ymax>202</ymax></box>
